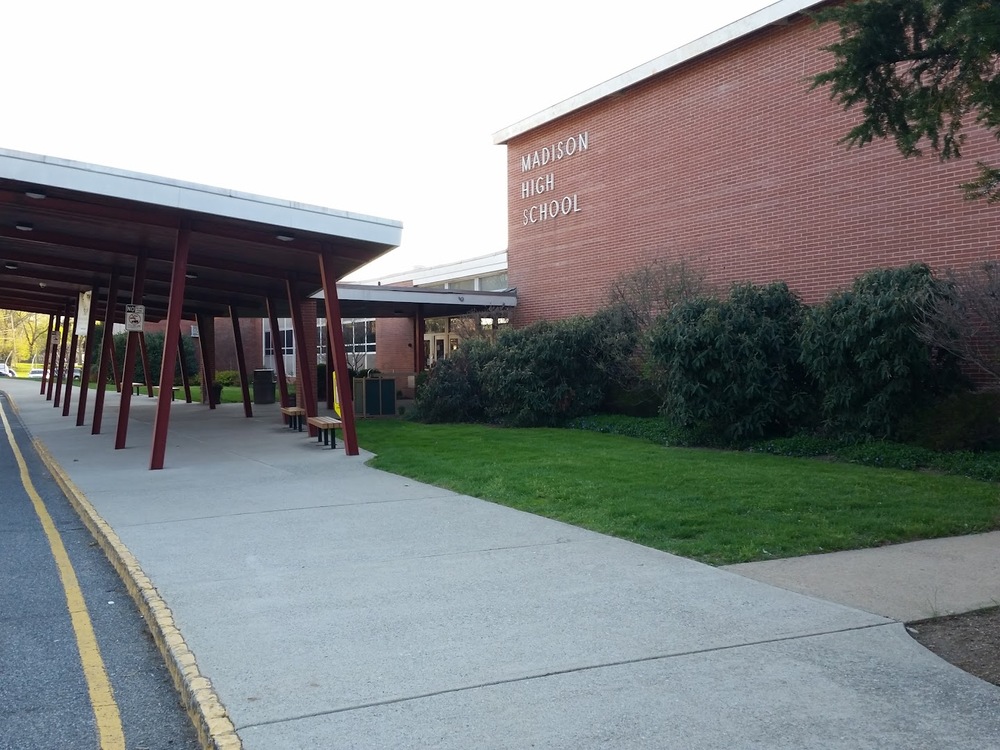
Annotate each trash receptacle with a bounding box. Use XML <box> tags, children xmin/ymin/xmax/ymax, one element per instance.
<box><xmin>253</xmin><ymin>369</ymin><xmax>276</xmax><ymax>404</ymax></box>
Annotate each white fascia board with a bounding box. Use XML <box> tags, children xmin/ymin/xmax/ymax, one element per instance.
<box><xmin>385</xmin><ymin>252</ymin><xmax>508</xmax><ymax>286</ymax></box>
<box><xmin>0</xmin><ymin>148</ymin><xmax>403</xmax><ymax>247</ymax></box>
<box><xmin>326</xmin><ymin>285</ymin><xmax>517</xmax><ymax>308</ymax></box>
<box><xmin>353</xmin><ymin>250</ymin><xmax>509</xmax><ymax>287</ymax></box>
<box><xmin>492</xmin><ymin>0</ymin><xmax>823</xmax><ymax>144</ymax></box>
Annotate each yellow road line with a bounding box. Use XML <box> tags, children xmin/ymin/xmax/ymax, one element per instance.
<box><xmin>0</xmin><ymin>400</ymin><xmax>125</xmax><ymax>750</ymax></box>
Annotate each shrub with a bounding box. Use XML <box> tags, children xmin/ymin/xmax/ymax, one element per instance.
<box><xmin>412</xmin><ymin>307</ymin><xmax>638</xmax><ymax>426</ymax></box>
<box><xmin>898</xmin><ymin>390</ymin><xmax>1000</xmax><ymax>452</ymax></box>
<box><xmin>799</xmin><ymin>264</ymin><xmax>963</xmax><ymax>438</ymax></box>
<box><xmin>214</xmin><ymin>370</ymin><xmax>241</xmax><ymax>387</ymax></box>
<box><xmin>478</xmin><ymin>309</ymin><xmax>637</xmax><ymax>427</ymax></box>
<box><xmin>108</xmin><ymin>331</ymin><xmax>199</xmax><ymax>384</ymax></box>
<box><xmin>648</xmin><ymin>282</ymin><xmax>815</xmax><ymax>440</ymax></box>
<box><xmin>409</xmin><ymin>348</ymin><xmax>483</xmax><ymax>423</ymax></box>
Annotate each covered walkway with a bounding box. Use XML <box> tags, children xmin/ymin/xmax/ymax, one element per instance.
<box><xmin>0</xmin><ymin>148</ymin><xmax>401</xmax><ymax>467</ymax></box>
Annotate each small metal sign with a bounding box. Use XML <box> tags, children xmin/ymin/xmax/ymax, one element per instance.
<box><xmin>125</xmin><ymin>304</ymin><xmax>145</xmax><ymax>332</ymax></box>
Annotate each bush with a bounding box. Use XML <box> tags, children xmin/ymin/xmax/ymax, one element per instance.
<box><xmin>478</xmin><ymin>309</ymin><xmax>637</xmax><ymax>427</ymax></box>
<box><xmin>214</xmin><ymin>370</ymin><xmax>241</xmax><ymax>387</ymax></box>
<box><xmin>648</xmin><ymin>282</ymin><xmax>815</xmax><ymax>440</ymax></box>
<box><xmin>409</xmin><ymin>349</ymin><xmax>483</xmax><ymax>423</ymax></box>
<box><xmin>799</xmin><ymin>264</ymin><xmax>963</xmax><ymax>438</ymax></box>
<box><xmin>108</xmin><ymin>331</ymin><xmax>199</xmax><ymax>384</ymax></box>
<box><xmin>412</xmin><ymin>308</ymin><xmax>638</xmax><ymax>426</ymax></box>
<box><xmin>898</xmin><ymin>391</ymin><xmax>1000</xmax><ymax>452</ymax></box>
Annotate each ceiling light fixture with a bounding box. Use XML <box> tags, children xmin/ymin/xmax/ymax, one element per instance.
<box><xmin>25</xmin><ymin>191</ymin><xmax>46</xmax><ymax>200</ymax></box>
<box><xmin>276</xmin><ymin>233</ymin><xmax>295</xmax><ymax>242</ymax></box>
<box><xmin>185</xmin><ymin>271</ymin><xmax>198</xmax><ymax>280</ymax></box>
<box><xmin>4</xmin><ymin>262</ymin><xmax>18</xmax><ymax>270</ymax></box>
<box><xmin>15</xmin><ymin>222</ymin><xmax>33</xmax><ymax>232</ymax></box>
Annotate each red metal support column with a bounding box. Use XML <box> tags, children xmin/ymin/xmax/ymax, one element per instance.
<box><xmin>52</xmin><ymin>307</ymin><xmax>71</xmax><ymax>407</ymax></box>
<box><xmin>196</xmin><ymin>312</ymin><xmax>216</xmax><ymax>409</ymax></box>
<box><xmin>325</xmin><ymin>322</ymin><xmax>334</xmax><ymax>410</ymax></box>
<box><xmin>266</xmin><ymin>297</ymin><xmax>290</xmax><ymax>409</ymax></box>
<box><xmin>61</xmin><ymin>308</ymin><xmax>80</xmax><ymax>417</ymax></box>
<box><xmin>139</xmin><ymin>333</ymin><xmax>153</xmax><ymax>395</ymax></box>
<box><xmin>40</xmin><ymin>315</ymin><xmax>56</xmax><ymax>395</ymax></box>
<box><xmin>178</xmin><ymin>338</ymin><xmax>193</xmax><ymax>403</ymax></box>
<box><xmin>230</xmin><ymin>305</ymin><xmax>253</xmax><ymax>418</ymax></box>
<box><xmin>150</xmin><ymin>225</ymin><xmax>191</xmax><ymax>471</ymax></box>
<box><xmin>414</xmin><ymin>306</ymin><xmax>426</xmax><ymax>373</ymax></box>
<box><xmin>286</xmin><ymin>281</ymin><xmax>317</xmax><ymax>435</ymax></box>
<box><xmin>92</xmin><ymin>269</ymin><xmax>121</xmax><ymax>435</ymax></box>
<box><xmin>107</xmin><ymin>335</ymin><xmax>122</xmax><ymax>392</ymax></box>
<box><xmin>115</xmin><ymin>254</ymin><xmax>147</xmax><ymax>449</ymax></box>
<box><xmin>318</xmin><ymin>250</ymin><xmax>359</xmax><ymax>456</ymax></box>
<box><xmin>76</xmin><ymin>301</ymin><xmax>99</xmax><ymax>426</ymax></box>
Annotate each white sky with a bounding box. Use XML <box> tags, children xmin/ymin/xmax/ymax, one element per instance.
<box><xmin>2</xmin><ymin>0</ymin><xmax>776</xmax><ymax>280</ymax></box>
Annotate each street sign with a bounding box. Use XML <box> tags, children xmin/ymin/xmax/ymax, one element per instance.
<box><xmin>125</xmin><ymin>304</ymin><xmax>145</xmax><ymax>332</ymax></box>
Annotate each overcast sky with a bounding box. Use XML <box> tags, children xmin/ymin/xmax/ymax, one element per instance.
<box><xmin>2</xmin><ymin>0</ymin><xmax>777</xmax><ymax>280</ymax></box>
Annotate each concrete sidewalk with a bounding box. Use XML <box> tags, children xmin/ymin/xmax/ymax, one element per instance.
<box><xmin>4</xmin><ymin>378</ymin><xmax>999</xmax><ymax>749</ymax></box>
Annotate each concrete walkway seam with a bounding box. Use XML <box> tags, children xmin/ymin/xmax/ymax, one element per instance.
<box><xmin>32</xmin><ymin>438</ymin><xmax>242</xmax><ymax>750</ymax></box>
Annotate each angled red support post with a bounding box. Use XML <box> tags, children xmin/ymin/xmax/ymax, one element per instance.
<box><xmin>92</xmin><ymin>269</ymin><xmax>121</xmax><ymax>435</ymax></box>
<box><xmin>286</xmin><ymin>281</ymin><xmax>317</xmax><ymax>435</ymax></box>
<box><xmin>178</xmin><ymin>338</ymin><xmax>193</xmax><ymax>403</ymax></box>
<box><xmin>150</xmin><ymin>225</ymin><xmax>191</xmax><ymax>470</ymax></box>
<box><xmin>325</xmin><ymin>321</ymin><xmax>334</xmax><ymax>410</ymax></box>
<box><xmin>266</xmin><ymin>297</ymin><xmax>290</xmax><ymax>409</ymax></box>
<box><xmin>61</xmin><ymin>308</ymin><xmax>80</xmax><ymax>417</ymax></box>
<box><xmin>76</xmin><ymin>300</ymin><xmax>99</xmax><ymax>426</ymax></box>
<box><xmin>414</xmin><ymin>305</ymin><xmax>426</xmax><ymax>372</ymax></box>
<box><xmin>196</xmin><ymin>312</ymin><xmax>216</xmax><ymax>409</ymax></box>
<box><xmin>139</xmin><ymin>332</ymin><xmax>153</xmax><ymax>395</ymax></box>
<box><xmin>318</xmin><ymin>250</ymin><xmax>359</xmax><ymax>456</ymax></box>
<box><xmin>230</xmin><ymin>305</ymin><xmax>253</xmax><ymax>418</ymax></box>
<box><xmin>40</xmin><ymin>315</ymin><xmax>56</xmax><ymax>395</ymax></box>
<box><xmin>52</xmin><ymin>306</ymin><xmax>71</xmax><ymax>408</ymax></box>
<box><xmin>116</xmin><ymin>254</ymin><xmax>147</xmax><ymax>449</ymax></box>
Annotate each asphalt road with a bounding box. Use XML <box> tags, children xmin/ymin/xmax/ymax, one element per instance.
<box><xmin>0</xmin><ymin>392</ymin><xmax>200</xmax><ymax>750</ymax></box>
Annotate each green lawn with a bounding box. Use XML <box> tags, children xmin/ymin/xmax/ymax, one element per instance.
<box><xmin>354</xmin><ymin>420</ymin><xmax>1000</xmax><ymax>565</ymax></box>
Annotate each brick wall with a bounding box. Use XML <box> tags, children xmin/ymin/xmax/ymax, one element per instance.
<box><xmin>505</xmin><ymin>16</ymin><xmax>1000</xmax><ymax>326</ymax></box>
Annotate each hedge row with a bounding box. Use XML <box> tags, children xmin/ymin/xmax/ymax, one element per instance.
<box><xmin>413</xmin><ymin>264</ymin><xmax>971</xmax><ymax>441</ymax></box>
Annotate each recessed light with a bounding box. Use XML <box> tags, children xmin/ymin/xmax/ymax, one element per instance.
<box><xmin>4</xmin><ymin>262</ymin><xmax>17</xmax><ymax>270</ymax></box>
<box><xmin>276</xmin><ymin>233</ymin><xmax>295</xmax><ymax>242</ymax></box>
<box><xmin>25</xmin><ymin>191</ymin><xmax>46</xmax><ymax>200</ymax></box>
<box><xmin>185</xmin><ymin>271</ymin><xmax>198</xmax><ymax>280</ymax></box>
<box><xmin>15</xmin><ymin>222</ymin><xmax>33</xmax><ymax>232</ymax></box>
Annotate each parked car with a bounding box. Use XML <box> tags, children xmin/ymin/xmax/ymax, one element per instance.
<box><xmin>28</xmin><ymin>368</ymin><xmax>44</xmax><ymax>379</ymax></box>
<box><xmin>0</xmin><ymin>363</ymin><xmax>15</xmax><ymax>377</ymax></box>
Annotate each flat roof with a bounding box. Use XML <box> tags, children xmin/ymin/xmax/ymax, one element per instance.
<box><xmin>0</xmin><ymin>148</ymin><xmax>403</xmax><ymax>320</ymax></box>
<box><xmin>321</xmin><ymin>283</ymin><xmax>517</xmax><ymax>319</ymax></box>
<box><xmin>493</xmin><ymin>0</ymin><xmax>823</xmax><ymax>144</ymax></box>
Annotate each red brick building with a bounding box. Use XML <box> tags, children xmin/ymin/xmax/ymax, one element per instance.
<box><xmin>493</xmin><ymin>0</ymin><xmax>999</xmax><ymax>326</ymax></box>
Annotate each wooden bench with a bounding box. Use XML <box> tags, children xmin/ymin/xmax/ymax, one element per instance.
<box><xmin>280</xmin><ymin>406</ymin><xmax>306</xmax><ymax>431</ymax></box>
<box><xmin>307</xmin><ymin>416</ymin><xmax>343</xmax><ymax>448</ymax></box>
<box><xmin>152</xmin><ymin>385</ymin><xmax>179</xmax><ymax>401</ymax></box>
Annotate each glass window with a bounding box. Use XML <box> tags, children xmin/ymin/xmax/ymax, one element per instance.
<box><xmin>450</xmin><ymin>278</ymin><xmax>476</xmax><ymax>291</ymax></box>
<box><xmin>479</xmin><ymin>272</ymin><xmax>508</xmax><ymax>291</ymax></box>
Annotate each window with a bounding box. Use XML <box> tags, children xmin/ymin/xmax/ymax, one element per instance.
<box><xmin>263</xmin><ymin>328</ymin><xmax>294</xmax><ymax>357</ymax></box>
<box><xmin>479</xmin><ymin>272</ymin><xmax>508</xmax><ymax>291</ymax></box>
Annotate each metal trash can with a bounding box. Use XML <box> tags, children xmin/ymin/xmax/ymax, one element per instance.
<box><xmin>253</xmin><ymin>369</ymin><xmax>276</xmax><ymax>404</ymax></box>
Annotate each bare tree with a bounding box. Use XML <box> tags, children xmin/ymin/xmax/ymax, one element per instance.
<box><xmin>921</xmin><ymin>262</ymin><xmax>1000</xmax><ymax>385</ymax></box>
<box><xmin>606</xmin><ymin>259</ymin><xmax>714</xmax><ymax>330</ymax></box>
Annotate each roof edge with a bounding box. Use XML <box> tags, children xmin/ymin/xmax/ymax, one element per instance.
<box><xmin>0</xmin><ymin>148</ymin><xmax>403</xmax><ymax>246</ymax></box>
<box><xmin>492</xmin><ymin>0</ymin><xmax>823</xmax><ymax>145</ymax></box>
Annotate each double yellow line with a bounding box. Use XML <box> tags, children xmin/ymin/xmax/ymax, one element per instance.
<box><xmin>0</xmin><ymin>400</ymin><xmax>125</xmax><ymax>750</ymax></box>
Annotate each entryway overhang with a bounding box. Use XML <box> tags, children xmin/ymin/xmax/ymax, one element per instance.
<box><xmin>0</xmin><ymin>148</ymin><xmax>403</xmax><ymax>468</ymax></box>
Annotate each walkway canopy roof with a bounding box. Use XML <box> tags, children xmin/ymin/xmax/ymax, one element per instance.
<box><xmin>0</xmin><ymin>149</ymin><xmax>402</xmax><ymax>320</ymax></box>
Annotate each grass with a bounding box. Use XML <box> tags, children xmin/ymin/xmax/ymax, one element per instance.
<box><xmin>354</xmin><ymin>420</ymin><xmax>1000</xmax><ymax>566</ymax></box>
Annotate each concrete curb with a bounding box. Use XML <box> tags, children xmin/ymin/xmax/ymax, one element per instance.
<box><xmin>32</xmin><ymin>438</ymin><xmax>242</xmax><ymax>750</ymax></box>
